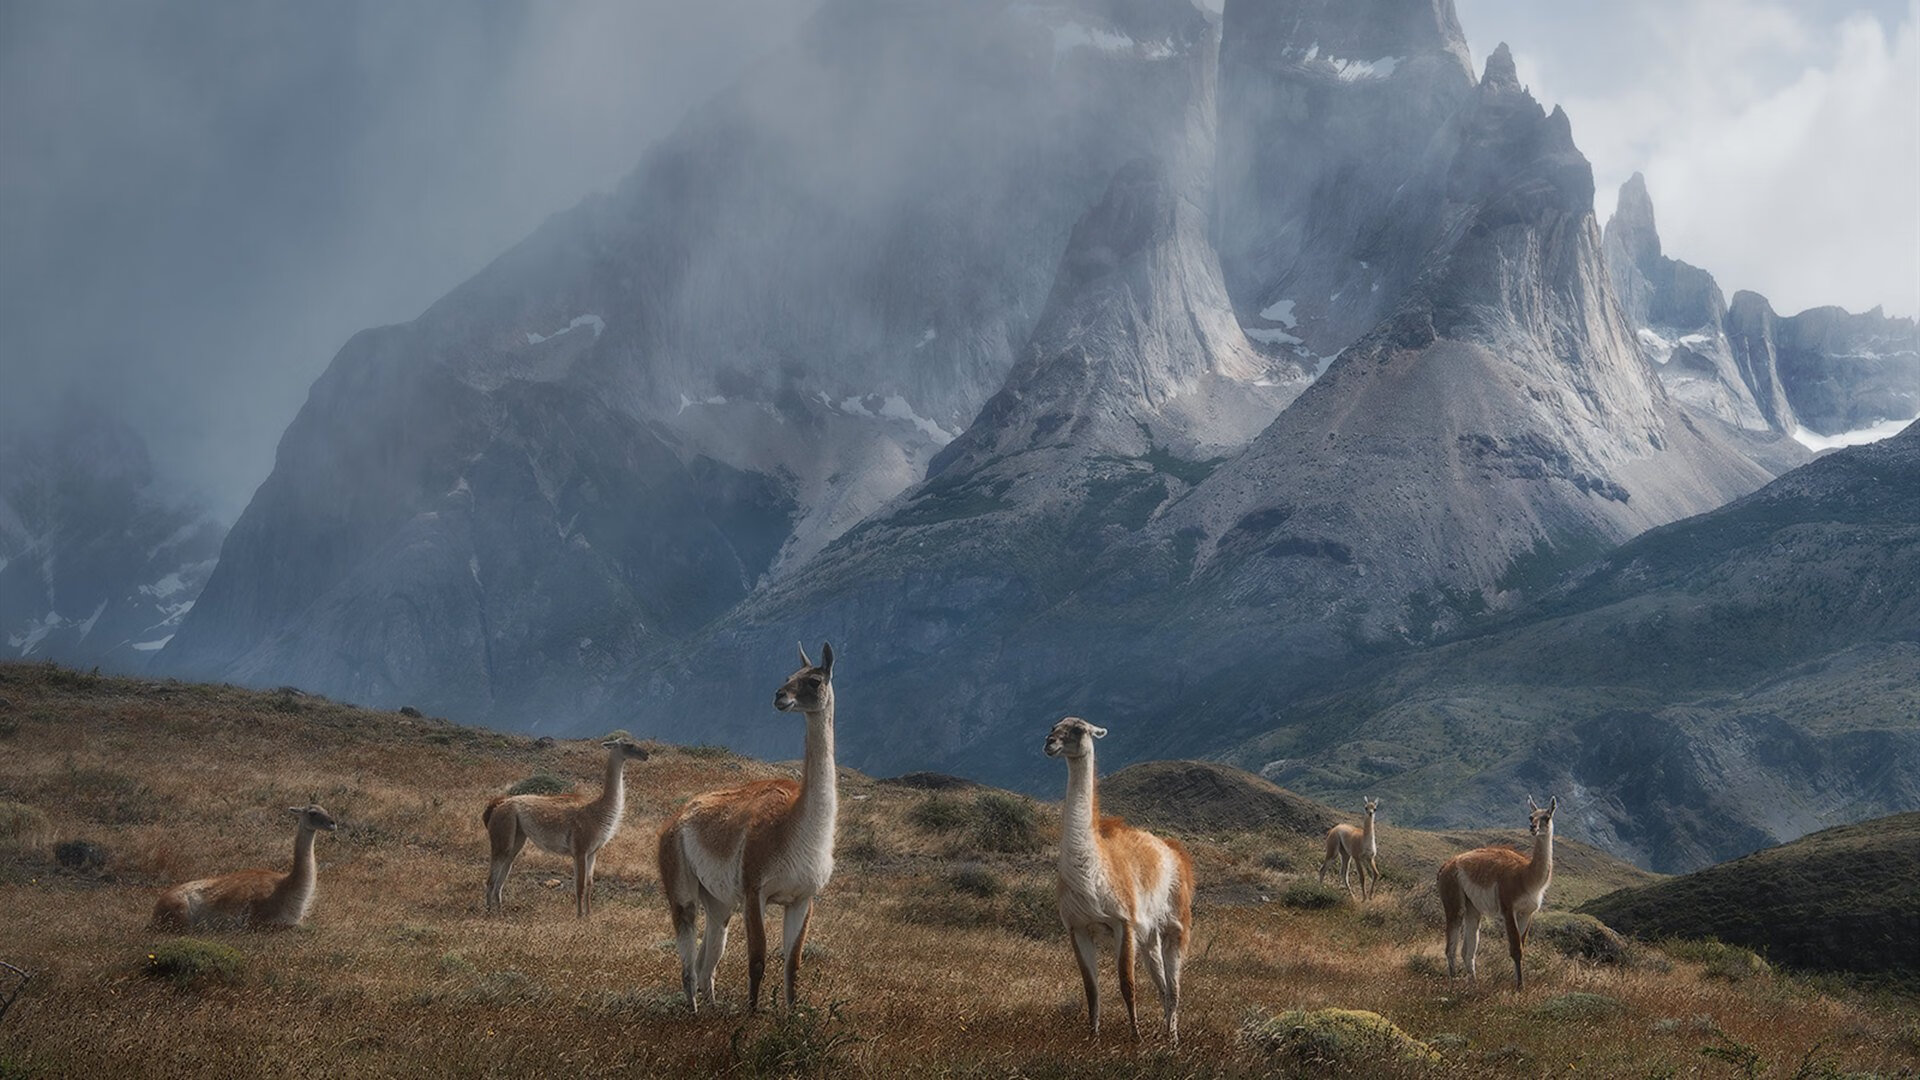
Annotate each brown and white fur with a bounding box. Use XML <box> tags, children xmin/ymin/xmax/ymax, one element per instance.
<box><xmin>658</xmin><ymin>643</ymin><xmax>838</xmax><ymax>1013</ymax></box>
<box><xmin>483</xmin><ymin>738</ymin><xmax>650</xmax><ymax>917</ymax></box>
<box><xmin>1319</xmin><ymin>798</ymin><xmax>1380</xmax><ymax>900</ymax></box>
<box><xmin>1045</xmin><ymin>717</ymin><xmax>1195</xmax><ymax>1042</ymax></box>
<box><xmin>1438</xmin><ymin>795</ymin><xmax>1557</xmax><ymax>990</ymax></box>
<box><xmin>151</xmin><ymin>805</ymin><xmax>338</xmax><ymax>930</ymax></box>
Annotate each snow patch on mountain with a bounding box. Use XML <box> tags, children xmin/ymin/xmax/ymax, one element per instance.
<box><xmin>1792</xmin><ymin>416</ymin><xmax>1917</xmax><ymax>452</ymax></box>
<box><xmin>525</xmin><ymin>314</ymin><xmax>605</xmax><ymax>345</ymax></box>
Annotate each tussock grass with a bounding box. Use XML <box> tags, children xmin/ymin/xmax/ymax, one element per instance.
<box><xmin>0</xmin><ymin>661</ymin><xmax>1913</xmax><ymax>1078</ymax></box>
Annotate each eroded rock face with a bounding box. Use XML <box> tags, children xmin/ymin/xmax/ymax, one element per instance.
<box><xmin>1725</xmin><ymin>292</ymin><xmax>1920</xmax><ymax>436</ymax></box>
<box><xmin>628</xmin><ymin>30</ymin><xmax>1787</xmax><ymax>786</ymax></box>
<box><xmin>1604</xmin><ymin>173</ymin><xmax>1918</xmax><ymax>440</ymax></box>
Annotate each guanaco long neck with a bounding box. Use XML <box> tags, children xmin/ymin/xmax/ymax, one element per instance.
<box><xmin>794</xmin><ymin>693</ymin><xmax>838</xmax><ymax>841</ymax></box>
<box><xmin>1061</xmin><ymin>749</ymin><xmax>1101</xmax><ymax>870</ymax></box>
<box><xmin>278</xmin><ymin>823</ymin><xmax>318</xmax><ymax>899</ymax></box>
<box><xmin>593</xmin><ymin>744</ymin><xmax>628</xmax><ymax>822</ymax></box>
<box><xmin>1528</xmin><ymin>818</ymin><xmax>1554</xmax><ymax>888</ymax></box>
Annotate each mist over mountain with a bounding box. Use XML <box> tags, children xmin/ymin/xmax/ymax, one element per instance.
<box><xmin>0</xmin><ymin>404</ymin><xmax>225</xmax><ymax>670</ymax></box>
<box><xmin>130</xmin><ymin>0</ymin><xmax>1918</xmax><ymax>867</ymax></box>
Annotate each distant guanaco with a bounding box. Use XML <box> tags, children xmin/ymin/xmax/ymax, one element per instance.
<box><xmin>1438</xmin><ymin>795</ymin><xmax>1557</xmax><ymax>990</ymax></box>
<box><xmin>484</xmin><ymin>738</ymin><xmax>651</xmax><ymax>917</ymax></box>
<box><xmin>1319</xmin><ymin>798</ymin><xmax>1380</xmax><ymax>900</ymax></box>
<box><xmin>151</xmin><ymin>805</ymin><xmax>338</xmax><ymax>930</ymax></box>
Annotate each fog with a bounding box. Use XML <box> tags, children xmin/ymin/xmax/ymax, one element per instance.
<box><xmin>0</xmin><ymin>0</ymin><xmax>812</xmax><ymax>518</ymax></box>
<box><xmin>2</xmin><ymin>0</ymin><xmax>1912</xmax><ymax>521</ymax></box>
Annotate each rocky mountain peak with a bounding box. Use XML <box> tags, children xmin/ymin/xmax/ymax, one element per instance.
<box><xmin>1609</xmin><ymin>171</ymin><xmax>1662</xmax><ymax>267</ymax></box>
<box><xmin>1224</xmin><ymin>0</ymin><xmax>1473</xmax><ymax>79</ymax></box>
<box><xmin>1480</xmin><ymin>40</ymin><xmax>1520</xmax><ymax>92</ymax></box>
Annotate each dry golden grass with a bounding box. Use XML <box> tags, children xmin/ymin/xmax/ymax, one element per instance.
<box><xmin>0</xmin><ymin>662</ymin><xmax>1914</xmax><ymax>1078</ymax></box>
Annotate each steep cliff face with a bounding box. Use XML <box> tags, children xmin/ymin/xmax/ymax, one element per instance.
<box><xmin>0</xmin><ymin>407</ymin><xmax>225</xmax><ymax>670</ymax></box>
<box><xmin>1725</xmin><ymin>292</ymin><xmax>1920</xmax><ymax>438</ymax></box>
<box><xmin>1214</xmin><ymin>0</ymin><xmax>1476</xmax><ymax>363</ymax></box>
<box><xmin>1602</xmin><ymin>173</ymin><xmax>1918</xmax><ymax>443</ymax></box>
<box><xmin>1604</xmin><ymin>174</ymin><xmax>1781</xmax><ymax>431</ymax></box>
<box><xmin>619</xmin><ymin>38</ymin><xmax>1786</xmax><ymax>785</ymax></box>
<box><xmin>1164</xmin><ymin>46</ymin><xmax>1774</xmax><ymax>652</ymax></box>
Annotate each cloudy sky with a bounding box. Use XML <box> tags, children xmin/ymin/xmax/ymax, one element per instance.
<box><xmin>2</xmin><ymin>0</ymin><xmax>1914</xmax><ymax>518</ymax></box>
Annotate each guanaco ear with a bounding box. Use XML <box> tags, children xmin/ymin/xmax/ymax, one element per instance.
<box><xmin>819</xmin><ymin>641</ymin><xmax>834</xmax><ymax>677</ymax></box>
<box><xmin>1088</xmin><ymin>724</ymin><xmax>1108</xmax><ymax>739</ymax></box>
<box><xmin>287</xmin><ymin>806</ymin><xmax>304</xmax><ymax>815</ymax></box>
<box><xmin>797</xmin><ymin>641</ymin><xmax>812</xmax><ymax>668</ymax></box>
<box><xmin>1528</xmin><ymin>795</ymin><xmax>1540</xmax><ymax>811</ymax></box>
<box><xmin>1548</xmin><ymin>795</ymin><xmax>1558</xmax><ymax>812</ymax></box>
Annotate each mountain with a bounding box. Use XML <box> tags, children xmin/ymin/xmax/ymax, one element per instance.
<box><xmin>0</xmin><ymin>405</ymin><xmax>225</xmax><ymax>670</ymax></box>
<box><xmin>1602</xmin><ymin>172</ymin><xmax>1919</xmax><ymax>443</ymax></box>
<box><xmin>624</xmin><ymin>31</ymin><xmax>1788</xmax><ymax>788</ymax></box>
<box><xmin>1230</xmin><ymin>421</ymin><xmax>1920</xmax><ymax>871</ymax></box>
<box><xmin>1583</xmin><ymin>813</ymin><xmax>1920</xmax><ymax>977</ymax></box>
<box><xmin>161</xmin><ymin>0</ymin><xmax>1883</xmax><ymax>850</ymax></box>
<box><xmin>163</xmin><ymin>0</ymin><xmax>1232</xmax><ymax>718</ymax></box>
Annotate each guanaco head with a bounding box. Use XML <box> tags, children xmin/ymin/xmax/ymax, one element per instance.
<box><xmin>1364</xmin><ymin>797</ymin><xmax>1379</xmax><ymax>820</ymax></box>
<box><xmin>775</xmin><ymin>642</ymin><xmax>834</xmax><ymax>714</ymax></box>
<box><xmin>1043</xmin><ymin>716</ymin><xmax>1107</xmax><ymax>760</ymax></box>
<box><xmin>602</xmin><ymin>737</ymin><xmax>651</xmax><ymax>761</ymax></box>
<box><xmin>289</xmin><ymin>805</ymin><xmax>339</xmax><ymax>833</ymax></box>
<box><xmin>1526</xmin><ymin>795</ymin><xmax>1557</xmax><ymax>835</ymax></box>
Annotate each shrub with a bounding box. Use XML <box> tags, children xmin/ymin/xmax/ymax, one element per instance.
<box><xmin>1243</xmin><ymin>1007</ymin><xmax>1441</xmax><ymax>1070</ymax></box>
<box><xmin>507</xmin><ymin>775</ymin><xmax>570</xmax><ymax>797</ymax></box>
<box><xmin>145</xmin><ymin>939</ymin><xmax>245</xmax><ymax>987</ymax></box>
<box><xmin>1532</xmin><ymin>912</ymin><xmax>1631</xmax><ymax>966</ymax></box>
<box><xmin>1005</xmin><ymin>880</ymin><xmax>1060</xmax><ymax>941</ymax></box>
<box><xmin>1404</xmin><ymin>953</ymin><xmax>1448</xmax><ymax>978</ymax></box>
<box><xmin>1259</xmin><ymin>850</ymin><xmax>1296</xmax><ymax>872</ymax></box>
<box><xmin>945</xmin><ymin>862</ymin><xmax>1001</xmax><ymax>898</ymax></box>
<box><xmin>0</xmin><ymin>803</ymin><xmax>53</xmax><ymax>854</ymax></box>
<box><xmin>679</xmin><ymin>744</ymin><xmax>733</xmax><ymax>760</ymax></box>
<box><xmin>1664</xmin><ymin>939</ymin><xmax>1771</xmax><ymax>983</ymax></box>
<box><xmin>1533</xmin><ymin>992</ymin><xmax>1625</xmax><ymax>1021</ymax></box>
<box><xmin>1281</xmin><ymin>879</ymin><xmax>1346</xmax><ymax>910</ymax></box>
<box><xmin>969</xmin><ymin>793</ymin><xmax>1039</xmax><ymax>854</ymax></box>
<box><xmin>906</xmin><ymin>795</ymin><xmax>971</xmax><ymax>834</ymax></box>
<box><xmin>727</xmin><ymin>1000</ymin><xmax>863</xmax><ymax>1078</ymax></box>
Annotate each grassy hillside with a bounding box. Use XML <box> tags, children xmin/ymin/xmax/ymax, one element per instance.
<box><xmin>0</xmin><ymin>662</ymin><xmax>1915</xmax><ymax>1078</ymax></box>
<box><xmin>1584</xmin><ymin>813</ymin><xmax>1920</xmax><ymax>980</ymax></box>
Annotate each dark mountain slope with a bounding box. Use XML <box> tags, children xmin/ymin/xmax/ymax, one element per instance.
<box><xmin>1230</xmin><ymin>423</ymin><xmax>1920</xmax><ymax>870</ymax></box>
<box><xmin>1583</xmin><ymin>813</ymin><xmax>1920</xmax><ymax>977</ymax></box>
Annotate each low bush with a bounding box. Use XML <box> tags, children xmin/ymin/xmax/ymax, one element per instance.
<box><xmin>727</xmin><ymin>1000</ymin><xmax>863</xmax><ymax>1078</ymax></box>
<box><xmin>1281</xmin><ymin>879</ymin><xmax>1346</xmax><ymax>910</ymax></box>
<box><xmin>1663</xmin><ymin>939</ymin><xmax>1771</xmax><ymax>983</ymax></box>
<box><xmin>1533</xmin><ymin>992</ymin><xmax>1625</xmax><ymax>1021</ymax></box>
<box><xmin>1532</xmin><ymin>912</ymin><xmax>1632</xmax><ymax>966</ymax></box>
<box><xmin>945</xmin><ymin>862</ymin><xmax>1001</xmax><ymax>898</ymax></box>
<box><xmin>506</xmin><ymin>775</ymin><xmax>569</xmax><ymax>797</ymax></box>
<box><xmin>0</xmin><ymin>803</ymin><xmax>53</xmax><ymax>854</ymax></box>
<box><xmin>906</xmin><ymin>795</ymin><xmax>972</xmax><ymax>834</ymax></box>
<box><xmin>145</xmin><ymin>939</ymin><xmax>245</xmax><ymax>987</ymax></box>
<box><xmin>1242</xmin><ymin>1007</ymin><xmax>1441</xmax><ymax>1071</ymax></box>
<box><xmin>968</xmin><ymin>793</ymin><xmax>1039</xmax><ymax>854</ymax></box>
